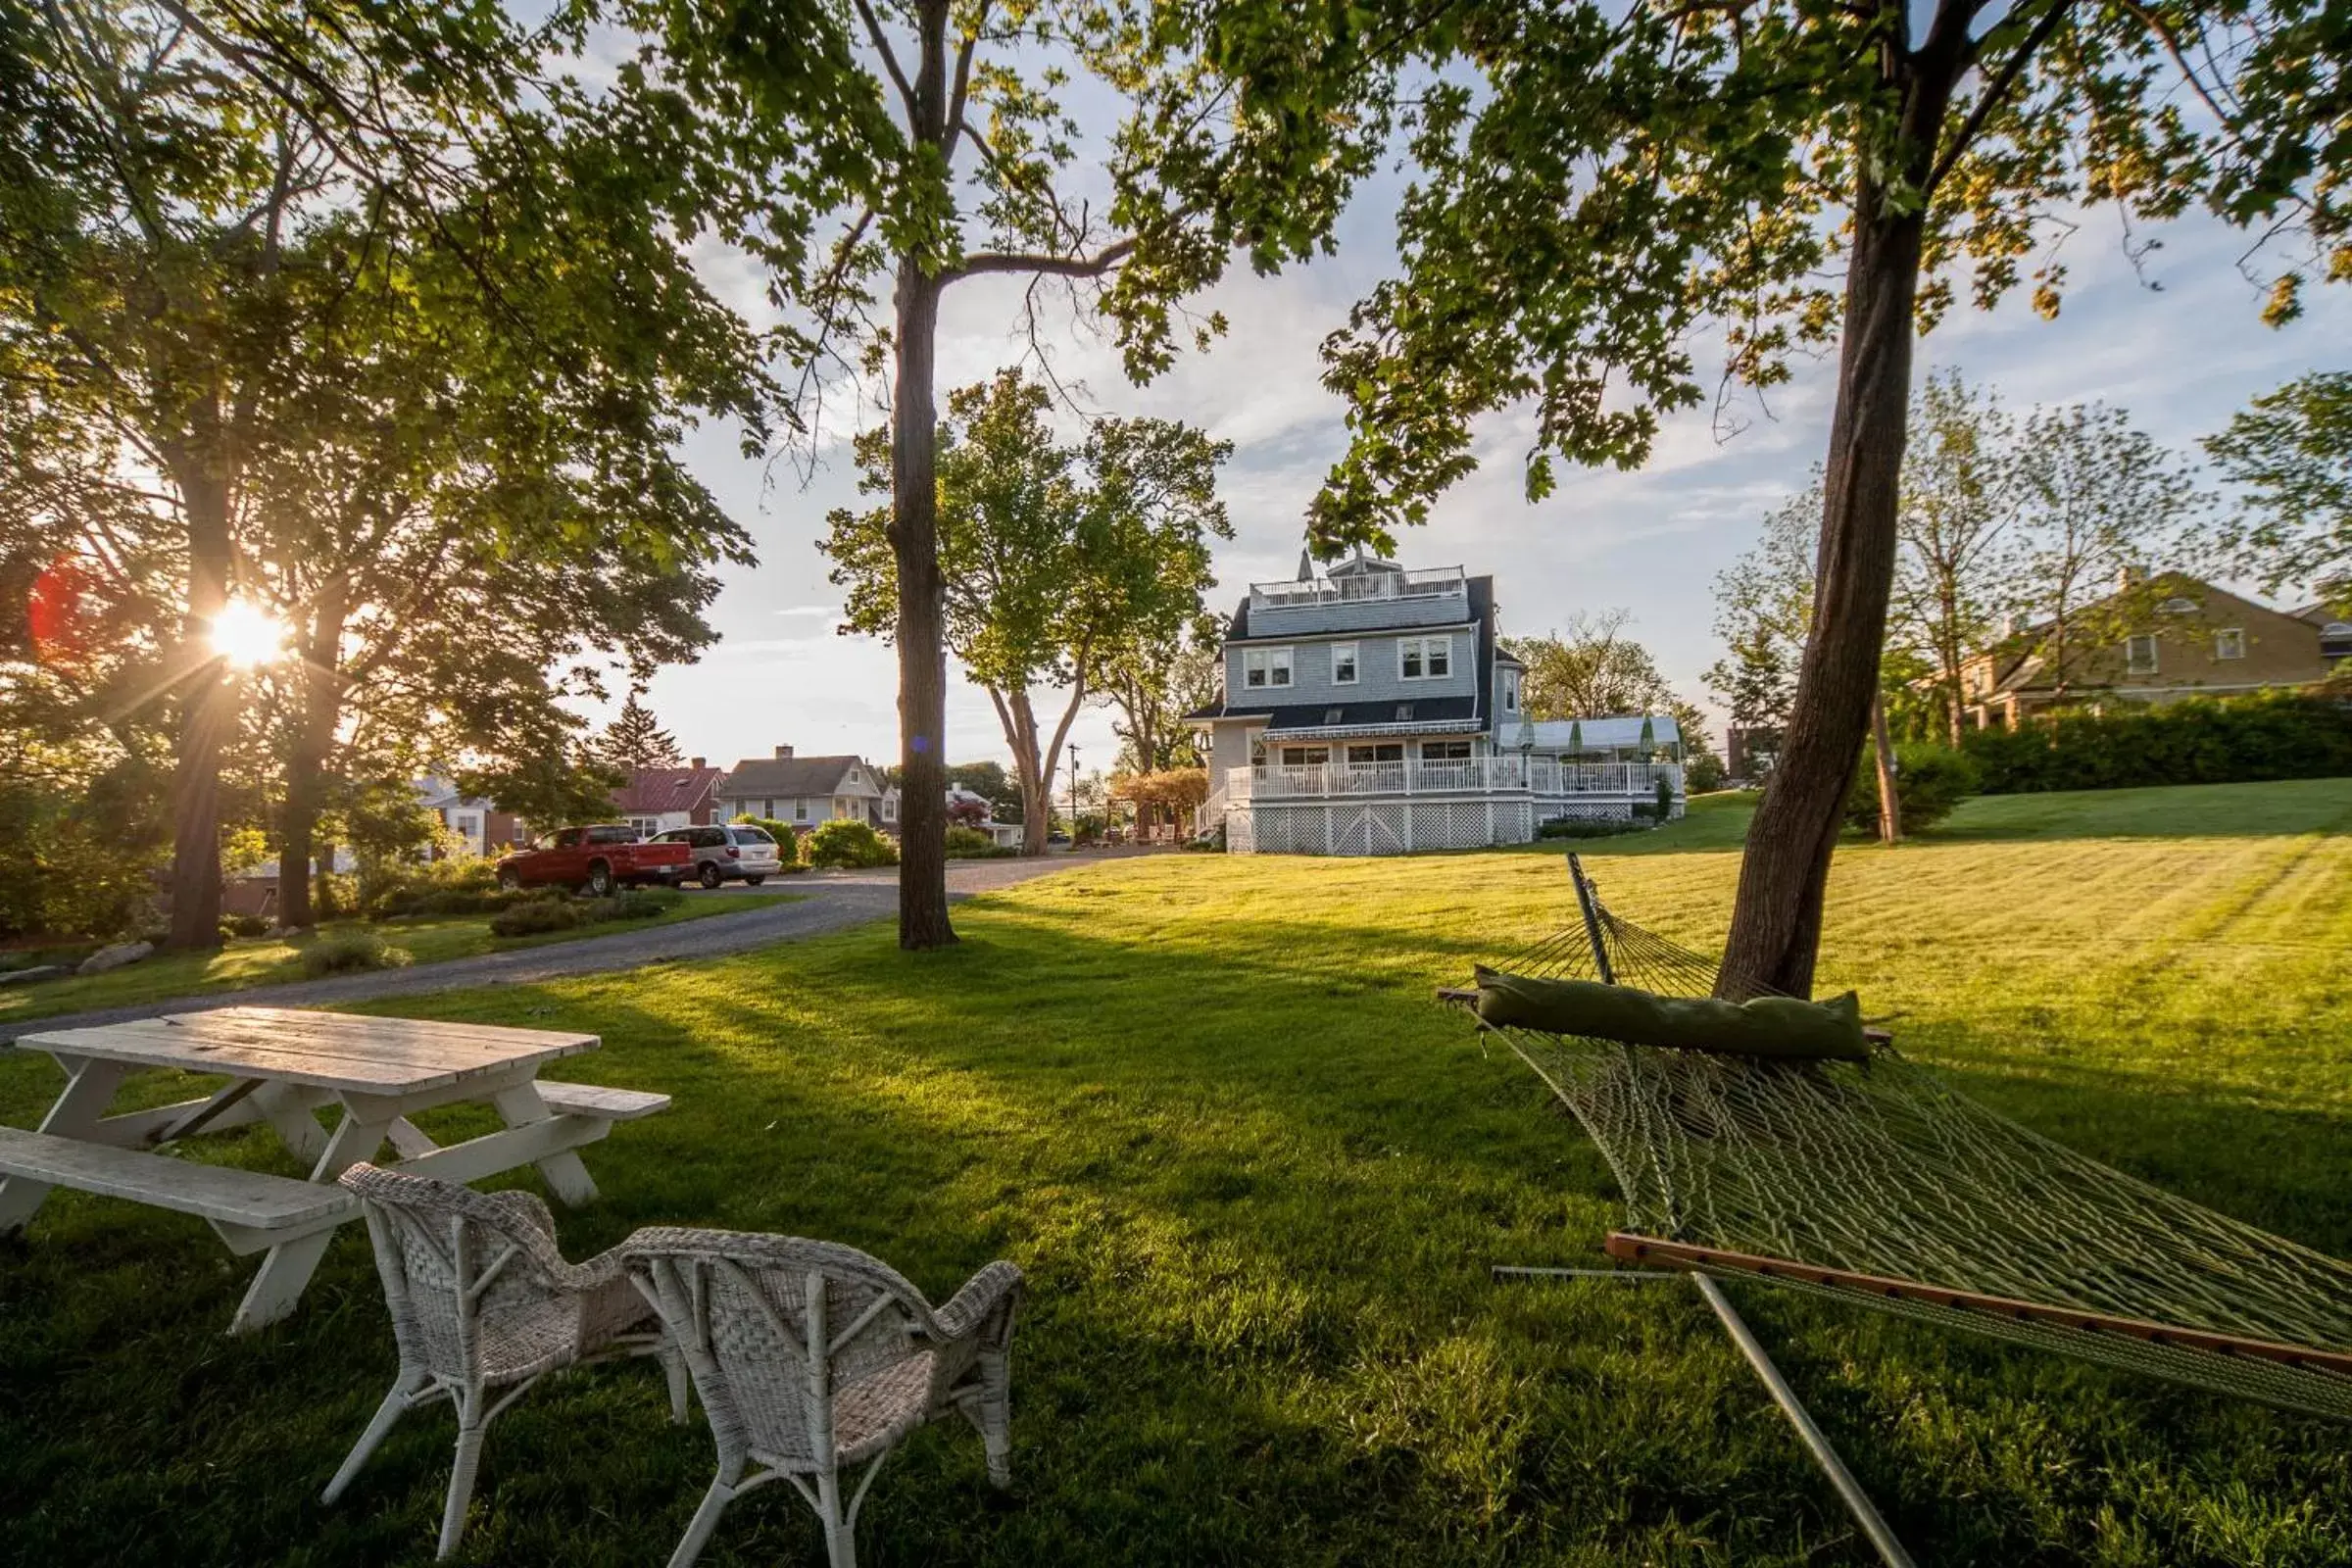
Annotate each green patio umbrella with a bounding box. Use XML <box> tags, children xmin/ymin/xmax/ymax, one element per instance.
<box><xmin>1638</xmin><ymin>715</ymin><xmax>1656</xmax><ymax>756</ymax></box>
<box><xmin>1566</xmin><ymin>719</ymin><xmax>1583</xmax><ymax>757</ymax></box>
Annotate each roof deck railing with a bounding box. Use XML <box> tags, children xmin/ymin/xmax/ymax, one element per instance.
<box><xmin>1250</xmin><ymin>565</ymin><xmax>1466</xmax><ymax>612</ymax></box>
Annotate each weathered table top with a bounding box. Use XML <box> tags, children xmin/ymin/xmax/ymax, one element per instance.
<box><xmin>12</xmin><ymin>1005</ymin><xmax>599</xmax><ymax>1095</ymax></box>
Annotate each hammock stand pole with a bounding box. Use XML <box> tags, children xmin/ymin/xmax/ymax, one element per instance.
<box><xmin>1566</xmin><ymin>854</ymin><xmax>1615</xmax><ymax>985</ymax></box>
<box><xmin>1690</xmin><ymin>1273</ymin><xmax>1920</xmax><ymax>1568</ymax></box>
<box><xmin>1490</xmin><ymin>1265</ymin><xmax>1916</xmax><ymax>1568</ymax></box>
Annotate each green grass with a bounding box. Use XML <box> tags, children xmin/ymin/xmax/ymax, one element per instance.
<box><xmin>2</xmin><ymin>780</ymin><xmax>2349</xmax><ymax>1565</ymax></box>
<box><xmin>0</xmin><ymin>893</ymin><xmax>800</xmax><ymax>1025</ymax></box>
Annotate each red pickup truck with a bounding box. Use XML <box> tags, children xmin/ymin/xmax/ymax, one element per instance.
<box><xmin>494</xmin><ymin>825</ymin><xmax>692</xmax><ymax>896</ymax></box>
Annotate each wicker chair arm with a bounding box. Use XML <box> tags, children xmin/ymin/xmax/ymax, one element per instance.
<box><xmin>484</xmin><ymin>1188</ymin><xmax>559</xmax><ymax>1238</ymax></box>
<box><xmin>930</xmin><ymin>1260</ymin><xmax>1023</xmax><ymax>1347</ymax></box>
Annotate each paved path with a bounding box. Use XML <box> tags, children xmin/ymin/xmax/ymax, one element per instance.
<box><xmin>1</xmin><ymin>853</ymin><xmax>1149</xmax><ymax>1042</ymax></box>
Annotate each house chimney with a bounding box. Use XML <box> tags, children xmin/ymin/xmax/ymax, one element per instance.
<box><xmin>774</xmin><ymin>745</ymin><xmax>794</xmax><ymax>760</ymax></box>
<box><xmin>690</xmin><ymin>757</ymin><xmax>705</xmax><ymax>770</ymax></box>
<box><xmin>2117</xmin><ymin>564</ymin><xmax>2147</xmax><ymax>592</ymax></box>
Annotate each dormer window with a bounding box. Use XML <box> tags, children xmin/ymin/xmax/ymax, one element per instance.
<box><xmin>1325</xmin><ymin>708</ymin><xmax>1344</xmax><ymax>724</ymax></box>
<box><xmin>1396</xmin><ymin>704</ymin><xmax>1414</xmax><ymax>721</ymax></box>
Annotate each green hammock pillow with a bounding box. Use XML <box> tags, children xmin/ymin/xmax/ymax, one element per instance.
<box><xmin>1472</xmin><ymin>967</ymin><xmax>1869</xmax><ymax>1062</ymax></box>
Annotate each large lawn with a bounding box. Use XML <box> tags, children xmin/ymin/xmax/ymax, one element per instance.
<box><xmin>0</xmin><ymin>891</ymin><xmax>801</xmax><ymax>1025</ymax></box>
<box><xmin>2</xmin><ymin>780</ymin><xmax>2348</xmax><ymax>1566</ymax></box>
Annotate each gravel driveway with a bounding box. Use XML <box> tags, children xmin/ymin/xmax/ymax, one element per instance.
<box><xmin>1</xmin><ymin>852</ymin><xmax>1148</xmax><ymax>1042</ymax></box>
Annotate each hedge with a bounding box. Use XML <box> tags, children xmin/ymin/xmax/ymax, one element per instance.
<box><xmin>1959</xmin><ymin>689</ymin><xmax>2352</xmax><ymax>795</ymax></box>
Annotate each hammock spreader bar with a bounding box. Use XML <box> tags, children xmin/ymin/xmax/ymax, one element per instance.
<box><xmin>1606</xmin><ymin>1232</ymin><xmax>2352</xmax><ymax>1380</ymax></box>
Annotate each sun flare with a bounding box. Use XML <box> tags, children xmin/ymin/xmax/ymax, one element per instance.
<box><xmin>210</xmin><ymin>600</ymin><xmax>289</xmax><ymax>669</ymax></box>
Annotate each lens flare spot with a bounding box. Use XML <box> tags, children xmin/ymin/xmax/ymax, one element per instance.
<box><xmin>211</xmin><ymin>600</ymin><xmax>288</xmax><ymax>669</ymax></box>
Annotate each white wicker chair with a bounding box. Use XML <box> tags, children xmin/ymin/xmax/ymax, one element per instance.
<box><xmin>323</xmin><ymin>1163</ymin><xmax>683</xmax><ymax>1559</ymax></box>
<box><xmin>624</xmin><ymin>1228</ymin><xmax>1022</xmax><ymax>1568</ymax></box>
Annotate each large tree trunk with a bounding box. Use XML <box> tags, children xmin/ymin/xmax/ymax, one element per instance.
<box><xmin>1716</xmin><ymin>181</ymin><xmax>1934</xmax><ymax>998</ymax></box>
<box><xmin>992</xmin><ymin>686</ymin><xmax>1054</xmax><ymax>857</ymax></box>
<box><xmin>275</xmin><ymin>586</ymin><xmax>348</xmax><ymax>930</ymax></box>
<box><xmin>164</xmin><ymin>466</ymin><xmax>234</xmax><ymax>952</ymax></box>
<box><xmin>889</xmin><ymin>2</ymin><xmax>956</xmax><ymax>948</ymax></box>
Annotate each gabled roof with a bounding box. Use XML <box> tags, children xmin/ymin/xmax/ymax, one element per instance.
<box><xmin>717</xmin><ymin>755</ymin><xmax>878</xmax><ymax>798</ymax></box>
<box><xmin>612</xmin><ymin>765</ymin><xmax>722</xmax><ymax>815</ymax></box>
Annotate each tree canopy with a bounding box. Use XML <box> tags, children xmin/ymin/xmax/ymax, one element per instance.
<box><xmin>821</xmin><ymin>368</ymin><xmax>1230</xmax><ymax>854</ymax></box>
<box><xmin>2207</xmin><ymin>371</ymin><xmax>2352</xmax><ymax>614</ymax></box>
<box><xmin>0</xmin><ymin>0</ymin><xmax>767</xmax><ymax>940</ymax></box>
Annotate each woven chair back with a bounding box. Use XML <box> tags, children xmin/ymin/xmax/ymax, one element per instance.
<box><xmin>342</xmin><ymin>1163</ymin><xmax>576</xmax><ymax>1382</ymax></box>
<box><xmin>628</xmin><ymin>1230</ymin><xmax>935</xmax><ymax>1468</ymax></box>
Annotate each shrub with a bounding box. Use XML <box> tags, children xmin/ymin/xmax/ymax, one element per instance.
<box><xmin>1960</xmin><ymin>690</ymin><xmax>2352</xmax><ymax>794</ymax></box>
<box><xmin>1537</xmin><ymin>815</ymin><xmax>1649</xmax><ymax>840</ymax></box>
<box><xmin>364</xmin><ymin>858</ymin><xmax>501</xmax><ymax>919</ymax></box>
<box><xmin>489</xmin><ymin>899</ymin><xmax>587</xmax><ymax>938</ymax></box>
<box><xmin>297</xmin><ymin>928</ymin><xmax>414</xmax><ymax>977</ymax></box>
<box><xmin>1685</xmin><ymin>752</ymin><xmax>1728</xmax><ymax>793</ymax></box>
<box><xmin>1842</xmin><ymin>743</ymin><xmax>1981</xmax><ymax>835</ymax></box>
<box><xmin>944</xmin><ymin>825</ymin><xmax>1015</xmax><ymax>858</ymax></box>
<box><xmin>807</xmin><ymin>818</ymin><xmax>898</xmax><ymax>868</ymax></box>
<box><xmin>219</xmin><ymin>913</ymin><xmax>271</xmax><ymax>940</ymax></box>
<box><xmin>612</xmin><ymin>888</ymin><xmax>681</xmax><ymax>918</ymax></box>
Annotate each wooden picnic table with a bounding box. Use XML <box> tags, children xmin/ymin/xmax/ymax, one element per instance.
<box><xmin>0</xmin><ymin>1005</ymin><xmax>666</xmax><ymax>1333</ymax></box>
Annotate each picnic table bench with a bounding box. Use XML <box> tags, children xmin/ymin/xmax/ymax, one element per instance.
<box><xmin>0</xmin><ymin>1006</ymin><xmax>667</xmax><ymax>1333</ymax></box>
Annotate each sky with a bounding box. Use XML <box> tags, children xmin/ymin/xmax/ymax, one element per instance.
<box><xmin>602</xmin><ymin>151</ymin><xmax>2352</xmax><ymax>782</ymax></box>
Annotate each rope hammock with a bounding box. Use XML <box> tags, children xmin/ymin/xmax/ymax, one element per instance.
<box><xmin>1461</xmin><ymin>859</ymin><xmax>2352</xmax><ymax>1422</ymax></box>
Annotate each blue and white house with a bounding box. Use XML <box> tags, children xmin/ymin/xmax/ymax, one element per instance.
<box><xmin>1188</xmin><ymin>556</ymin><xmax>1684</xmax><ymax>854</ymax></box>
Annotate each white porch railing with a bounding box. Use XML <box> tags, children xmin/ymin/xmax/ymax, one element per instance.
<box><xmin>1229</xmin><ymin>759</ymin><xmax>1681</xmax><ymax>802</ymax></box>
<box><xmin>1249</xmin><ymin>565</ymin><xmax>1467</xmax><ymax>612</ymax></box>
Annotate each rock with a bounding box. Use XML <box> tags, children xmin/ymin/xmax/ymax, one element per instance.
<box><xmin>0</xmin><ymin>964</ymin><xmax>68</xmax><ymax>986</ymax></box>
<box><xmin>76</xmin><ymin>941</ymin><xmax>154</xmax><ymax>976</ymax></box>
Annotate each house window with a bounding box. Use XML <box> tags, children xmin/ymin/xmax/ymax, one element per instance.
<box><xmin>1422</xmin><ymin>740</ymin><xmax>1473</xmax><ymax>761</ymax></box>
<box><xmin>1501</xmin><ymin>672</ymin><xmax>1519</xmax><ymax>712</ymax></box>
<box><xmin>2215</xmin><ymin>627</ymin><xmax>2245</xmax><ymax>660</ymax></box>
<box><xmin>882</xmin><ymin>795</ymin><xmax>897</xmax><ymax>821</ymax></box>
<box><xmin>1250</xmin><ymin>736</ymin><xmax>1267</xmax><ymax>767</ymax></box>
<box><xmin>2161</xmin><ymin>596</ymin><xmax>2199</xmax><ymax>614</ymax></box>
<box><xmin>1280</xmin><ymin>746</ymin><xmax>1329</xmax><ymax>765</ymax></box>
<box><xmin>2126</xmin><ymin>634</ymin><xmax>2159</xmax><ymax>675</ymax></box>
<box><xmin>1332</xmin><ymin>643</ymin><xmax>1359</xmax><ymax>684</ymax></box>
<box><xmin>1347</xmin><ymin>743</ymin><xmax>1404</xmax><ymax>764</ymax></box>
<box><xmin>625</xmin><ymin>815</ymin><xmax>660</xmax><ymax>837</ymax></box>
<box><xmin>793</xmin><ymin>802</ymin><xmax>809</xmax><ymax>821</ymax></box>
<box><xmin>1397</xmin><ymin>636</ymin><xmax>1451</xmax><ymax>680</ymax></box>
<box><xmin>453</xmin><ymin>814</ymin><xmax>479</xmax><ymax>843</ymax></box>
<box><xmin>1243</xmin><ymin>647</ymin><xmax>1294</xmax><ymax>689</ymax></box>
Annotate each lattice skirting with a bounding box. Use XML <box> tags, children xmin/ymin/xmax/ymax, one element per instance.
<box><xmin>1228</xmin><ymin>798</ymin><xmax>1592</xmax><ymax>855</ymax></box>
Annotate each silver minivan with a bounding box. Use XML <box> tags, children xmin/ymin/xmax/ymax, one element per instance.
<box><xmin>655</xmin><ymin>824</ymin><xmax>784</xmax><ymax>888</ymax></box>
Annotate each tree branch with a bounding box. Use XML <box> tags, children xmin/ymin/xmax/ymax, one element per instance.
<box><xmin>1923</xmin><ymin>0</ymin><xmax>2073</xmax><ymax>199</ymax></box>
<box><xmin>944</xmin><ymin>236</ymin><xmax>1137</xmax><ymax>284</ymax></box>
<box><xmin>854</xmin><ymin>0</ymin><xmax>918</xmax><ymax>123</ymax></box>
<box><xmin>943</xmin><ymin>1</ymin><xmax>986</xmax><ymax>153</ymax></box>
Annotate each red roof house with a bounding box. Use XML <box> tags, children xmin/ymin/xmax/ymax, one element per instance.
<box><xmin>612</xmin><ymin>759</ymin><xmax>725</xmax><ymax>834</ymax></box>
